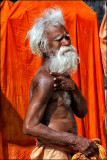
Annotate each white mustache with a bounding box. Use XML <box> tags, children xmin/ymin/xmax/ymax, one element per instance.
<box><xmin>57</xmin><ymin>45</ymin><xmax>76</xmax><ymax>55</ymax></box>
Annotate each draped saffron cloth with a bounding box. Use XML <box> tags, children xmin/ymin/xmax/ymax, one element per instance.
<box><xmin>1</xmin><ymin>1</ymin><xmax>106</xmax><ymax>159</ymax></box>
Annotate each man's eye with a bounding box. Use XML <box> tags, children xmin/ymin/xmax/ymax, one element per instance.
<box><xmin>65</xmin><ymin>36</ymin><xmax>70</xmax><ymax>40</ymax></box>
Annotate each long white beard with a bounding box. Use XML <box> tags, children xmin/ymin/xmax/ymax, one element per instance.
<box><xmin>49</xmin><ymin>45</ymin><xmax>80</xmax><ymax>74</ymax></box>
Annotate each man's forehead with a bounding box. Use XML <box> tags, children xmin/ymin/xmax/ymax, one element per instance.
<box><xmin>45</xmin><ymin>24</ymin><xmax>68</xmax><ymax>38</ymax></box>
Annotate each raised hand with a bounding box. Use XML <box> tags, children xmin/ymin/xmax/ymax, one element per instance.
<box><xmin>50</xmin><ymin>72</ymin><xmax>76</xmax><ymax>91</ymax></box>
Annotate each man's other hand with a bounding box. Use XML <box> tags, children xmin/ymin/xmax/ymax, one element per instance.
<box><xmin>75</xmin><ymin>136</ymin><xmax>99</xmax><ymax>157</ymax></box>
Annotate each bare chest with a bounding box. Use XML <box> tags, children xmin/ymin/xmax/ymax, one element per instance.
<box><xmin>42</xmin><ymin>91</ymin><xmax>73</xmax><ymax>122</ymax></box>
<box><xmin>52</xmin><ymin>91</ymin><xmax>71</xmax><ymax>106</ymax></box>
<box><xmin>41</xmin><ymin>91</ymin><xmax>77</xmax><ymax>134</ymax></box>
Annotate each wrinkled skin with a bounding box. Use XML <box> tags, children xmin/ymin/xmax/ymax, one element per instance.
<box><xmin>23</xmin><ymin>24</ymin><xmax>98</xmax><ymax>157</ymax></box>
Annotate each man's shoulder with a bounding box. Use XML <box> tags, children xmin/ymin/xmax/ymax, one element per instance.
<box><xmin>29</xmin><ymin>69</ymin><xmax>54</xmax><ymax>101</ymax></box>
<box><xmin>32</xmin><ymin>69</ymin><xmax>54</xmax><ymax>87</ymax></box>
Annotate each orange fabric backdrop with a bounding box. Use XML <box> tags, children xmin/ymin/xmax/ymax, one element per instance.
<box><xmin>1</xmin><ymin>0</ymin><xmax>14</xmax><ymax>28</ymax></box>
<box><xmin>1</xmin><ymin>1</ymin><xmax>106</xmax><ymax>159</ymax></box>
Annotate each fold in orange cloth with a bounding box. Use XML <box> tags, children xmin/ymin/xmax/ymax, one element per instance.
<box><xmin>30</xmin><ymin>139</ymin><xmax>106</xmax><ymax>160</ymax></box>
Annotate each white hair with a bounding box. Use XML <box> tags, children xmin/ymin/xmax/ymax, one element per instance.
<box><xmin>27</xmin><ymin>7</ymin><xmax>65</xmax><ymax>57</ymax></box>
<box><xmin>49</xmin><ymin>45</ymin><xmax>80</xmax><ymax>74</ymax></box>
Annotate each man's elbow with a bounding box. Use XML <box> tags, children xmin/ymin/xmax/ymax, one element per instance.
<box><xmin>76</xmin><ymin>100</ymin><xmax>88</xmax><ymax>118</ymax></box>
<box><xmin>79</xmin><ymin>101</ymin><xmax>88</xmax><ymax>118</ymax></box>
<box><xmin>23</xmin><ymin>123</ymin><xmax>30</xmax><ymax>135</ymax></box>
<box><xmin>23</xmin><ymin>120</ymin><xmax>39</xmax><ymax>137</ymax></box>
<box><xmin>77</xmin><ymin>110</ymin><xmax>87</xmax><ymax>118</ymax></box>
<box><xmin>83</xmin><ymin>100</ymin><xmax>88</xmax><ymax>116</ymax></box>
<box><xmin>23</xmin><ymin>120</ymin><xmax>33</xmax><ymax>135</ymax></box>
<box><xmin>80</xmin><ymin>107</ymin><xmax>88</xmax><ymax>118</ymax></box>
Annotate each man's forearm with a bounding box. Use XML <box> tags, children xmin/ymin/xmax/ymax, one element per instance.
<box><xmin>23</xmin><ymin>123</ymin><xmax>79</xmax><ymax>154</ymax></box>
<box><xmin>70</xmin><ymin>84</ymin><xmax>87</xmax><ymax>118</ymax></box>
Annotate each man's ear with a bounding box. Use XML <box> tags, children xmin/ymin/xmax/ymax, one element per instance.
<box><xmin>38</xmin><ymin>41</ymin><xmax>49</xmax><ymax>58</ymax></box>
<box><xmin>38</xmin><ymin>41</ymin><xmax>44</xmax><ymax>53</ymax></box>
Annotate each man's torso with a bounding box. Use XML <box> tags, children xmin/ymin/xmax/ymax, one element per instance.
<box><xmin>29</xmin><ymin>69</ymin><xmax>77</xmax><ymax>135</ymax></box>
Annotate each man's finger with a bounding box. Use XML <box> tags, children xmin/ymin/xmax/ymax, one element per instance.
<box><xmin>54</xmin><ymin>77</ymin><xmax>64</xmax><ymax>82</ymax></box>
<box><xmin>54</xmin><ymin>83</ymin><xmax>61</xmax><ymax>88</ymax></box>
<box><xmin>93</xmin><ymin>143</ymin><xmax>99</xmax><ymax>152</ymax></box>
<box><xmin>86</xmin><ymin>150</ymin><xmax>96</xmax><ymax>157</ymax></box>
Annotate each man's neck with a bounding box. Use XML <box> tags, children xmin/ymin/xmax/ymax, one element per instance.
<box><xmin>41</xmin><ymin>58</ymin><xmax>50</xmax><ymax>73</ymax></box>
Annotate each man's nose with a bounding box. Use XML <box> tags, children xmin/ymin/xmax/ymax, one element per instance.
<box><xmin>61</xmin><ymin>38</ymin><xmax>71</xmax><ymax>46</ymax></box>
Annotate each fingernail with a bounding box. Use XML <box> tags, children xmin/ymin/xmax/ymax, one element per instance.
<box><xmin>54</xmin><ymin>78</ymin><xmax>56</xmax><ymax>80</ymax></box>
<box><xmin>50</xmin><ymin>72</ymin><xmax>52</xmax><ymax>74</ymax></box>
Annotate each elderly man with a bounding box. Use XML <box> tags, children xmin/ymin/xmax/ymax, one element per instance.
<box><xmin>23</xmin><ymin>8</ymin><xmax>99</xmax><ymax>159</ymax></box>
